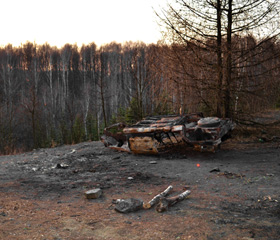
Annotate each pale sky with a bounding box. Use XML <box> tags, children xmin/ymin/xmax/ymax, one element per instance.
<box><xmin>1</xmin><ymin>0</ymin><xmax>165</xmax><ymax>48</ymax></box>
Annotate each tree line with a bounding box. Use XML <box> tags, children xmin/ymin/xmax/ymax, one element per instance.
<box><xmin>0</xmin><ymin>35</ymin><xmax>280</xmax><ymax>154</ymax></box>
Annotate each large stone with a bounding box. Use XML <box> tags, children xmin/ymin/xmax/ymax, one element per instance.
<box><xmin>85</xmin><ymin>188</ymin><xmax>102</xmax><ymax>199</ymax></box>
<box><xmin>114</xmin><ymin>198</ymin><xmax>143</xmax><ymax>213</ymax></box>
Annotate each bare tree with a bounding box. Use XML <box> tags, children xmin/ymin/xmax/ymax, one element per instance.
<box><xmin>98</xmin><ymin>47</ymin><xmax>109</xmax><ymax>127</ymax></box>
<box><xmin>60</xmin><ymin>44</ymin><xmax>72</xmax><ymax>112</ymax></box>
<box><xmin>157</xmin><ymin>0</ymin><xmax>280</xmax><ymax>118</ymax></box>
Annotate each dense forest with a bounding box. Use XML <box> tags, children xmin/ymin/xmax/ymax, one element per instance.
<box><xmin>0</xmin><ymin>36</ymin><xmax>280</xmax><ymax>154</ymax></box>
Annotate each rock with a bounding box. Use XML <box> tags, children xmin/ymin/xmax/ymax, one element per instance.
<box><xmin>70</xmin><ymin>149</ymin><xmax>76</xmax><ymax>154</ymax></box>
<box><xmin>149</xmin><ymin>161</ymin><xmax>157</xmax><ymax>164</ymax></box>
<box><xmin>53</xmin><ymin>163</ymin><xmax>69</xmax><ymax>169</ymax></box>
<box><xmin>85</xmin><ymin>188</ymin><xmax>102</xmax><ymax>199</ymax></box>
<box><xmin>0</xmin><ymin>211</ymin><xmax>6</xmax><ymax>216</ymax></box>
<box><xmin>210</xmin><ymin>167</ymin><xmax>220</xmax><ymax>173</ymax></box>
<box><xmin>114</xmin><ymin>198</ymin><xmax>143</xmax><ymax>213</ymax></box>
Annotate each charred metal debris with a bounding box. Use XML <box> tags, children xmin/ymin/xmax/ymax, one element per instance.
<box><xmin>101</xmin><ymin>113</ymin><xmax>235</xmax><ymax>154</ymax></box>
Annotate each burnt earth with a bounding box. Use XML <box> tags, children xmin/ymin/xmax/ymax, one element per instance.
<box><xmin>0</xmin><ymin>140</ymin><xmax>279</xmax><ymax>240</ymax></box>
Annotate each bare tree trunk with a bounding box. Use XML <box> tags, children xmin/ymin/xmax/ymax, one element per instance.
<box><xmin>83</xmin><ymin>57</ymin><xmax>90</xmax><ymax>139</ymax></box>
<box><xmin>224</xmin><ymin>0</ymin><xmax>232</xmax><ymax>118</ymax></box>
<box><xmin>216</xmin><ymin>0</ymin><xmax>223</xmax><ymax>117</ymax></box>
<box><xmin>100</xmin><ymin>78</ymin><xmax>107</xmax><ymax>127</ymax></box>
<box><xmin>34</xmin><ymin>53</ymin><xmax>38</xmax><ymax>96</ymax></box>
<box><xmin>49</xmin><ymin>56</ymin><xmax>53</xmax><ymax>111</ymax></box>
<box><xmin>100</xmin><ymin>51</ymin><xmax>107</xmax><ymax>127</ymax></box>
<box><xmin>62</xmin><ymin>62</ymin><xmax>66</xmax><ymax>112</ymax></box>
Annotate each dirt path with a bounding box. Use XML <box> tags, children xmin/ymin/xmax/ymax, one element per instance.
<box><xmin>0</xmin><ymin>140</ymin><xmax>279</xmax><ymax>240</ymax></box>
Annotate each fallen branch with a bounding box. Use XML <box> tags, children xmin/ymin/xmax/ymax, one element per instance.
<box><xmin>156</xmin><ymin>189</ymin><xmax>191</xmax><ymax>213</ymax></box>
<box><xmin>143</xmin><ymin>185</ymin><xmax>173</xmax><ymax>209</ymax></box>
<box><xmin>112</xmin><ymin>186</ymin><xmax>191</xmax><ymax>214</ymax></box>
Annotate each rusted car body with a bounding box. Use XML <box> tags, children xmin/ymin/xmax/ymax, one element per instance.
<box><xmin>101</xmin><ymin>113</ymin><xmax>235</xmax><ymax>154</ymax></box>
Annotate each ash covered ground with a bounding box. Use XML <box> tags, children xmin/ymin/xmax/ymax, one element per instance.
<box><xmin>0</xmin><ymin>139</ymin><xmax>279</xmax><ymax>239</ymax></box>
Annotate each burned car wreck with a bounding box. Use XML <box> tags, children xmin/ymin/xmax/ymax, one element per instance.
<box><xmin>101</xmin><ymin>113</ymin><xmax>235</xmax><ymax>154</ymax></box>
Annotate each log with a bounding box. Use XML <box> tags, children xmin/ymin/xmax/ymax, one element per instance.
<box><xmin>143</xmin><ymin>185</ymin><xmax>173</xmax><ymax>209</ymax></box>
<box><xmin>156</xmin><ymin>189</ymin><xmax>191</xmax><ymax>212</ymax></box>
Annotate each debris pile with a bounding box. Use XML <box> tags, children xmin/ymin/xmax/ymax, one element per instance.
<box><xmin>112</xmin><ymin>185</ymin><xmax>191</xmax><ymax>213</ymax></box>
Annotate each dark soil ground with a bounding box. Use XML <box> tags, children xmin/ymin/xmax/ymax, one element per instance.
<box><xmin>0</xmin><ymin>124</ymin><xmax>280</xmax><ymax>239</ymax></box>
